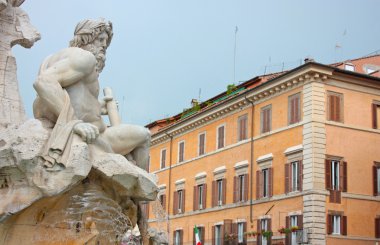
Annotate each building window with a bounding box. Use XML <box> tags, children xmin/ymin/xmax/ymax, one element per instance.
<box><xmin>217</xmin><ymin>179</ymin><xmax>223</xmax><ymax>205</ymax></box>
<box><xmin>217</xmin><ymin>125</ymin><xmax>225</xmax><ymax>149</ymax></box>
<box><xmin>290</xmin><ymin>216</ymin><xmax>298</xmax><ymax>244</ymax></box>
<box><xmin>261</xmin><ymin>219</ymin><xmax>269</xmax><ymax>245</ymax></box>
<box><xmin>372</xmin><ymin>102</ymin><xmax>380</xmax><ymax>129</ymax></box>
<box><xmin>288</xmin><ymin>93</ymin><xmax>301</xmax><ymax>124</ymax></box>
<box><xmin>215</xmin><ymin>225</ymin><xmax>222</xmax><ymax>245</ymax></box>
<box><xmin>327</xmin><ymin>92</ymin><xmax>343</xmax><ymax>122</ymax></box>
<box><xmin>327</xmin><ymin>213</ymin><xmax>347</xmax><ymax>235</ymax></box>
<box><xmin>178</xmin><ymin>141</ymin><xmax>185</xmax><ymax>163</ymax></box>
<box><xmin>237</xmin><ymin>222</ymin><xmax>244</xmax><ymax>243</ymax></box>
<box><xmin>178</xmin><ymin>190</ymin><xmax>183</xmax><ymax>213</ymax></box>
<box><xmin>261</xmin><ymin>105</ymin><xmax>272</xmax><ymax>133</ymax></box>
<box><xmin>375</xmin><ymin>217</ymin><xmax>380</xmax><ymax>238</ymax></box>
<box><xmin>198</xmin><ymin>133</ymin><xmax>206</xmax><ymax>156</ymax></box>
<box><xmin>160</xmin><ymin>149</ymin><xmax>166</xmax><ymax>169</ymax></box>
<box><xmin>193</xmin><ymin>226</ymin><xmax>205</xmax><ymax>245</ymax></box>
<box><xmin>374</xmin><ymin>163</ymin><xmax>380</xmax><ymax>196</ymax></box>
<box><xmin>285</xmin><ymin>160</ymin><xmax>302</xmax><ymax>193</ymax></box>
<box><xmin>237</xmin><ymin>114</ymin><xmax>248</xmax><ymax>141</ymax></box>
<box><xmin>331</xmin><ymin>160</ymin><xmax>340</xmax><ymax>190</ymax></box>
<box><xmin>174</xmin><ymin>230</ymin><xmax>183</xmax><ymax>245</ymax></box>
<box><xmin>173</xmin><ymin>189</ymin><xmax>185</xmax><ymax>214</ymax></box>
<box><xmin>256</xmin><ymin>168</ymin><xmax>273</xmax><ymax>199</ymax></box>
<box><xmin>263</xmin><ymin>169</ymin><xmax>269</xmax><ymax>198</ymax></box>
<box><xmin>234</xmin><ymin>174</ymin><xmax>248</xmax><ymax>202</ymax></box>
<box><xmin>159</xmin><ymin>194</ymin><xmax>166</xmax><ymax>211</ymax></box>
<box><xmin>194</xmin><ymin>184</ymin><xmax>206</xmax><ymax>210</ymax></box>
<box><xmin>326</xmin><ymin>159</ymin><xmax>347</xmax><ymax>203</ymax></box>
<box><xmin>344</xmin><ymin>63</ymin><xmax>355</xmax><ymax>71</ymax></box>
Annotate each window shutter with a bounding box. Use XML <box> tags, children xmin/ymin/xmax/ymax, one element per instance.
<box><xmin>256</xmin><ymin>170</ymin><xmax>261</xmax><ymax>199</ymax></box>
<box><xmin>298</xmin><ymin>215</ymin><xmax>303</xmax><ymax>229</ymax></box>
<box><xmin>375</xmin><ymin>217</ymin><xmax>380</xmax><ymax>238</ymax></box>
<box><xmin>212</xmin><ymin>226</ymin><xmax>215</xmax><ymax>245</ymax></box>
<box><xmin>296</xmin><ymin>96</ymin><xmax>300</xmax><ymax>122</ymax></box>
<box><xmin>224</xmin><ymin>219</ymin><xmax>232</xmax><ymax>236</ymax></box>
<box><xmin>374</xmin><ymin>166</ymin><xmax>378</xmax><ymax>196</ymax></box>
<box><xmin>342</xmin><ymin>161</ymin><xmax>347</xmax><ymax>192</ymax></box>
<box><xmin>200</xmin><ymin>227</ymin><xmax>205</xmax><ymax>244</ymax></box>
<box><xmin>269</xmin><ymin>168</ymin><xmax>273</xmax><ymax>197</ymax></box>
<box><xmin>285</xmin><ymin>163</ymin><xmax>290</xmax><ymax>193</ymax></box>
<box><xmin>335</xmin><ymin>95</ymin><xmax>341</xmax><ymax>122</ymax></box>
<box><xmin>242</xmin><ymin>116</ymin><xmax>247</xmax><ymax>140</ymax></box>
<box><xmin>327</xmin><ymin>214</ymin><xmax>333</xmax><ymax>235</ymax></box>
<box><xmin>268</xmin><ymin>219</ymin><xmax>272</xmax><ymax>244</ymax></box>
<box><xmin>325</xmin><ymin>160</ymin><xmax>332</xmax><ymax>190</ymax></box>
<box><xmin>222</xmin><ymin>178</ymin><xmax>227</xmax><ymax>205</ymax></box>
<box><xmin>202</xmin><ymin>184</ymin><xmax>207</xmax><ymax>209</ymax></box>
<box><xmin>161</xmin><ymin>149</ymin><xmax>166</xmax><ymax>168</ymax></box>
<box><xmin>243</xmin><ymin>222</ymin><xmax>247</xmax><ymax>244</ymax></box>
<box><xmin>372</xmin><ymin>103</ymin><xmax>378</xmax><ymax>129</ymax></box>
<box><xmin>328</xmin><ymin>94</ymin><xmax>334</xmax><ymax>121</ymax></box>
<box><xmin>232</xmin><ymin>223</ymin><xmax>237</xmax><ymax>240</ymax></box>
<box><xmin>182</xmin><ymin>190</ymin><xmax>185</xmax><ymax>213</ymax></box>
<box><xmin>220</xmin><ymin>225</ymin><xmax>225</xmax><ymax>244</ymax></box>
<box><xmin>299</xmin><ymin>160</ymin><xmax>303</xmax><ymax>191</ymax></box>
<box><xmin>173</xmin><ymin>231</ymin><xmax>176</xmax><ymax>245</ymax></box>
<box><xmin>193</xmin><ymin>228</ymin><xmax>196</xmax><ymax>245</ymax></box>
<box><xmin>162</xmin><ymin>194</ymin><xmax>166</xmax><ymax>211</ymax></box>
<box><xmin>193</xmin><ymin>186</ymin><xmax>198</xmax><ymax>211</ymax></box>
<box><xmin>285</xmin><ymin>216</ymin><xmax>291</xmax><ymax>245</ymax></box>
<box><xmin>212</xmin><ymin>180</ymin><xmax>217</xmax><ymax>207</ymax></box>
<box><xmin>244</xmin><ymin>174</ymin><xmax>249</xmax><ymax>201</ymax></box>
<box><xmin>173</xmin><ymin>191</ymin><xmax>178</xmax><ymax>215</ymax></box>
<box><xmin>233</xmin><ymin>176</ymin><xmax>238</xmax><ymax>203</ymax></box>
<box><xmin>290</xmin><ymin>96</ymin><xmax>296</xmax><ymax>124</ymax></box>
<box><xmin>341</xmin><ymin>216</ymin><xmax>347</xmax><ymax>235</ymax></box>
<box><xmin>180</xmin><ymin>230</ymin><xmax>183</xmax><ymax>245</ymax></box>
<box><xmin>257</xmin><ymin>219</ymin><xmax>262</xmax><ymax>245</ymax></box>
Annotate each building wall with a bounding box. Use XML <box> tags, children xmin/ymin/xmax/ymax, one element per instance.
<box><xmin>147</xmin><ymin>66</ymin><xmax>380</xmax><ymax>245</ymax></box>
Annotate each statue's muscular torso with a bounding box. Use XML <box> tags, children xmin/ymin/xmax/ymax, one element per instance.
<box><xmin>33</xmin><ymin>47</ymin><xmax>106</xmax><ymax>133</ymax></box>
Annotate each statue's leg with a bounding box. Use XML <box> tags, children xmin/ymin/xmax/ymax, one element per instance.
<box><xmin>103</xmin><ymin>124</ymin><xmax>150</xmax><ymax>170</ymax></box>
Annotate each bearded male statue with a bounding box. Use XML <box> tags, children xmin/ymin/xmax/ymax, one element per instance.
<box><xmin>33</xmin><ymin>19</ymin><xmax>150</xmax><ymax>171</ymax></box>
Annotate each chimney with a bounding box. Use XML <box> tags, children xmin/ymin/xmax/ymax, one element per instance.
<box><xmin>304</xmin><ymin>57</ymin><xmax>315</xmax><ymax>63</ymax></box>
<box><xmin>191</xmin><ymin>99</ymin><xmax>198</xmax><ymax>107</ymax></box>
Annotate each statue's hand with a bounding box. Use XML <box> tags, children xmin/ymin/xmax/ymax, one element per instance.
<box><xmin>99</xmin><ymin>100</ymin><xmax>108</xmax><ymax>115</ymax></box>
<box><xmin>73</xmin><ymin>123</ymin><xmax>99</xmax><ymax>144</ymax></box>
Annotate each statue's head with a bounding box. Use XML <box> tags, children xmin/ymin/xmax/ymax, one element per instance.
<box><xmin>69</xmin><ymin>18</ymin><xmax>113</xmax><ymax>73</ymax></box>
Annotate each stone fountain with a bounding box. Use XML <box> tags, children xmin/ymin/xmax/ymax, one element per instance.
<box><xmin>0</xmin><ymin>1</ymin><xmax>159</xmax><ymax>244</ymax></box>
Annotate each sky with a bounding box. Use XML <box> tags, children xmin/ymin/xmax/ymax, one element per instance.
<box><xmin>12</xmin><ymin>0</ymin><xmax>380</xmax><ymax>126</ymax></box>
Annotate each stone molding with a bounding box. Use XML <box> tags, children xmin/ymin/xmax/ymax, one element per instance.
<box><xmin>151</xmin><ymin>69</ymin><xmax>330</xmax><ymax>146</ymax></box>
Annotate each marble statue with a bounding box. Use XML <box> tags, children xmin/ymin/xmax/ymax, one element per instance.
<box><xmin>0</xmin><ymin>12</ymin><xmax>158</xmax><ymax>244</ymax></box>
<box><xmin>0</xmin><ymin>0</ymin><xmax>40</xmax><ymax>129</ymax></box>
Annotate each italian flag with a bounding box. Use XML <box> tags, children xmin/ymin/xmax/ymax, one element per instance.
<box><xmin>194</xmin><ymin>226</ymin><xmax>202</xmax><ymax>245</ymax></box>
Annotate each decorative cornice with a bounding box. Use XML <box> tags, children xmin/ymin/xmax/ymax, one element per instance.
<box><xmin>151</xmin><ymin>70</ymin><xmax>330</xmax><ymax>146</ymax></box>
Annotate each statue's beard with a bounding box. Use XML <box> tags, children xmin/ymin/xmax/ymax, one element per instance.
<box><xmin>81</xmin><ymin>44</ymin><xmax>106</xmax><ymax>73</ymax></box>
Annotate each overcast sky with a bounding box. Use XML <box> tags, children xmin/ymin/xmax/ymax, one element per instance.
<box><xmin>13</xmin><ymin>0</ymin><xmax>380</xmax><ymax>126</ymax></box>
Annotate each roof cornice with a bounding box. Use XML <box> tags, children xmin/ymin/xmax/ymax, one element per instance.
<box><xmin>151</xmin><ymin>64</ymin><xmax>332</xmax><ymax>146</ymax></box>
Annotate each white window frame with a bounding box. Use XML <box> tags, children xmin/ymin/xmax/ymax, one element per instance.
<box><xmin>261</xmin><ymin>219</ymin><xmax>268</xmax><ymax>245</ymax></box>
<box><xmin>177</xmin><ymin>140</ymin><xmax>185</xmax><ymax>163</ymax></box>
<box><xmin>262</xmin><ymin>169</ymin><xmax>269</xmax><ymax>198</ymax></box>
<box><xmin>238</xmin><ymin>174</ymin><xmax>245</xmax><ymax>201</ymax></box>
<box><xmin>237</xmin><ymin>222</ymin><xmax>244</xmax><ymax>243</ymax></box>
<box><xmin>175</xmin><ymin>230</ymin><xmax>181</xmax><ymax>245</ymax></box>
<box><xmin>198</xmin><ymin>184</ymin><xmax>204</xmax><ymax>209</ymax></box>
<box><xmin>332</xmin><ymin>215</ymin><xmax>341</xmax><ymax>235</ymax></box>
<box><xmin>217</xmin><ymin>179</ymin><xmax>223</xmax><ymax>205</ymax></box>
<box><xmin>198</xmin><ymin>132</ymin><xmax>206</xmax><ymax>156</ymax></box>
<box><xmin>215</xmin><ymin>225</ymin><xmax>222</xmax><ymax>245</ymax></box>
<box><xmin>331</xmin><ymin>160</ymin><xmax>340</xmax><ymax>190</ymax></box>
<box><xmin>216</xmin><ymin>124</ymin><xmax>226</xmax><ymax>149</ymax></box>
<box><xmin>177</xmin><ymin>190</ymin><xmax>183</xmax><ymax>213</ymax></box>
<box><xmin>160</xmin><ymin>148</ymin><xmax>167</xmax><ymax>169</ymax></box>
<box><xmin>291</xmin><ymin>161</ymin><xmax>299</xmax><ymax>192</ymax></box>
<box><xmin>344</xmin><ymin>63</ymin><xmax>355</xmax><ymax>71</ymax></box>
<box><xmin>290</xmin><ymin>215</ymin><xmax>298</xmax><ymax>245</ymax></box>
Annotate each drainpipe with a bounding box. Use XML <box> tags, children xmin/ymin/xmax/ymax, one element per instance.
<box><xmin>244</xmin><ymin>95</ymin><xmax>255</xmax><ymax>223</ymax></box>
<box><xmin>164</xmin><ymin>132</ymin><xmax>173</xmax><ymax>239</ymax></box>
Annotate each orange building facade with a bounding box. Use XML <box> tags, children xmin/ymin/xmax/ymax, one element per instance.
<box><xmin>146</xmin><ymin>55</ymin><xmax>380</xmax><ymax>245</ymax></box>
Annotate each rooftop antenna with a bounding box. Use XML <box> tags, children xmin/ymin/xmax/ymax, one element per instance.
<box><xmin>233</xmin><ymin>26</ymin><xmax>238</xmax><ymax>84</ymax></box>
<box><xmin>198</xmin><ymin>88</ymin><xmax>201</xmax><ymax>102</ymax></box>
